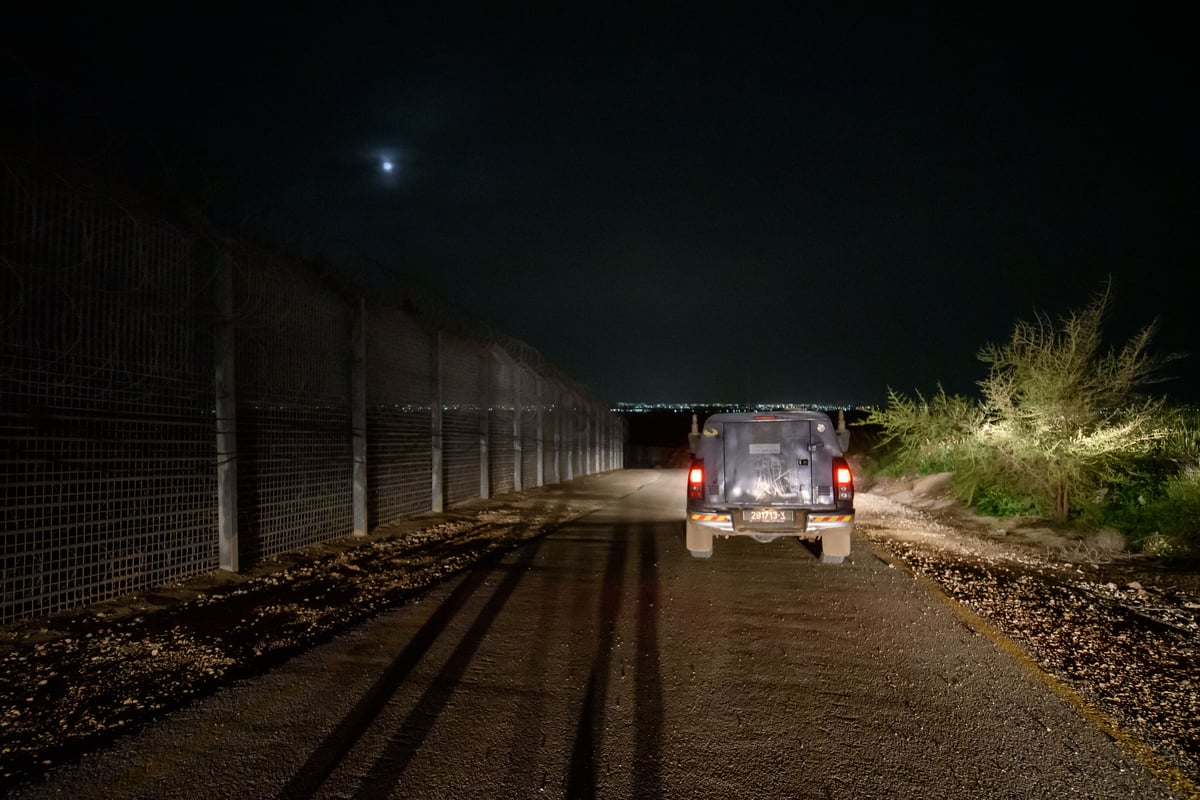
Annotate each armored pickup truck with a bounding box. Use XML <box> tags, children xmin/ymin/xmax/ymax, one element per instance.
<box><xmin>685</xmin><ymin>409</ymin><xmax>855</xmax><ymax>563</ymax></box>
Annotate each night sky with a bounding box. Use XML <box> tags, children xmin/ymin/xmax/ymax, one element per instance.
<box><xmin>5</xmin><ymin>7</ymin><xmax>1197</xmax><ymax>406</ymax></box>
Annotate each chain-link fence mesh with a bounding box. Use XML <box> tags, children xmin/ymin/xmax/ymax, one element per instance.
<box><xmin>366</xmin><ymin>302</ymin><xmax>434</xmax><ymax>525</ymax></box>
<box><xmin>440</xmin><ymin>333</ymin><xmax>483</xmax><ymax>507</ymax></box>
<box><xmin>519</xmin><ymin>366</ymin><xmax>541</xmax><ymax>488</ymax></box>
<box><xmin>1</xmin><ymin>162</ymin><xmax>626</xmax><ymax>625</ymax></box>
<box><xmin>231</xmin><ymin>244</ymin><xmax>354</xmax><ymax>562</ymax></box>
<box><xmin>489</xmin><ymin>353</ymin><xmax>515</xmax><ymax>497</ymax></box>
<box><xmin>1</xmin><ymin>166</ymin><xmax>218</xmax><ymax>620</ymax></box>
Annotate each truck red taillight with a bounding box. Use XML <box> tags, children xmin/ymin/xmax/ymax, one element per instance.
<box><xmin>688</xmin><ymin>461</ymin><xmax>704</xmax><ymax>500</ymax></box>
<box><xmin>833</xmin><ymin>457</ymin><xmax>853</xmax><ymax>503</ymax></box>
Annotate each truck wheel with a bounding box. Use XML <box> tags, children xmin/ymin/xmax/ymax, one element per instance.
<box><xmin>686</xmin><ymin>519</ymin><xmax>713</xmax><ymax>558</ymax></box>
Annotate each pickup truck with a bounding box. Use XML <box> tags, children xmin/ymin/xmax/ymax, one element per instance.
<box><xmin>685</xmin><ymin>409</ymin><xmax>855</xmax><ymax>563</ymax></box>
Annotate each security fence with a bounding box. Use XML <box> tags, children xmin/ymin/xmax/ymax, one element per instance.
<box><xmin>0</xmin><ymin>162</ymin><xmax>625</xmax><ymax>624</ymax></box>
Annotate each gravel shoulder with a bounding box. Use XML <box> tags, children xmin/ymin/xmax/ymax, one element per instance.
<box><xmin>856</xmin><ymin>475</ymin><xmax>1199</xmax><ymax>794</ymax></box>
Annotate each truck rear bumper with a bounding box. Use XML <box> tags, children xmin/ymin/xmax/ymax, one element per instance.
<box><xmin>686</xmin><ymin>511</ymin><xmax>854</xmax><ymax>537</ymax></box>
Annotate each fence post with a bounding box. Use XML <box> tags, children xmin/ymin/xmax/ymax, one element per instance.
<box><xmin>351</xmin><ymin>298</ymin><xmax>367</xmax><ymax>537</ymax></box>
<box><xmin>512</xmin><ymin>364</ymin><xmax>522</xmax><ymax>492</ymax></box>
<box><xmin>535</xmin><ymin>377</ymin><xmax>545</xmax><ymax>487</ymax></box>
<box><xmin>605</xmin><ymin>410</ymin><xmax>611</xmax><ymax>471</ymax></box>
<box><xmin>214</xmin><ymin>243</ymin><xmax>239</xmax><ymax>572</ymax></box>
<box><xmin>585</xmin><ymin>407</ymin><xmax>595</xmax><ymax>474</ymax></box>
<box><xmin>565</xmin><ymin>395</ymin><xmax>574</xmax><ymax>482</ymax></box>
<box><xmin>431</xmin><ymin>331</ymin><xmax>444</xmax><ymax>513</ymax></box>
<box><xmin>606</xmin><ymin>411</ymin><xmax>613</xmax><ymax>471</ymax></box>
<box><xmin>612</xmin><ymin>413</ymin><xmax>618</xmax><ymax>470</ymax></box>
<box><xmin>479</xmin><ymin>349</ymin><xmax>491</xmax><ymax>500</ymax></box>
<box><xmin>601</xmin><ymin>408</ymin><xmax>608</xmax><ymax>471</ymax></box>
<box><xmin>553</xmin><ymin>386</ymin><xmax>561</xmax><ymax>484</ymax></box>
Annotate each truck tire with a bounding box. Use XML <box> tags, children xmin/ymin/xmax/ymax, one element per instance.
<box><xmin>686</xmin><ymin>519</ymin><xmax>713</xmax><ymax>558</ymax></box>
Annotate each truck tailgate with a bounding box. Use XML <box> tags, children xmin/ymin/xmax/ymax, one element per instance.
<box><xmin>722</xmin><ymin>420</ymin><xmax>814</xmax><ymax>506</ymax></box>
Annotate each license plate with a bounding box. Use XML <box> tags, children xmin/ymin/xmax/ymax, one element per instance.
<box><xmin>746</xmin><ymin>508</ymin><xmax>793</xmax><ymax>524</ymax></box>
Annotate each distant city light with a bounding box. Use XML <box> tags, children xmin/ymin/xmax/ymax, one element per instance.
<box><xmin>612</xmin><ymin>401</ymin><xmax>874</xmax><ymax>413</ymax></box>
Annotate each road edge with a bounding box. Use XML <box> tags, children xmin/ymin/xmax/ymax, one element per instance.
<box><xmin>859</xmin><ymin>536</ymin><xmax>1200</xmax><ymax>800</ymax></box>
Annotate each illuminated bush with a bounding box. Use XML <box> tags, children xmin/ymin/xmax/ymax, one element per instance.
<box><xmin>867</xmin><ymin>282</ymin><xmax>1187</xmax><ymax>533</ymax></box>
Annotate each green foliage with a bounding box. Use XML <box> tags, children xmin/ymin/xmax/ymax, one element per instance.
<box><xmin>1159</xmin><ymin>407</ymin><xmax>1200</xmax><ymax>468</ymax></box>
<box><xmin>974</xmin><ymin>282</ymin><xmax>1172</xmax><ymax>521</ymax></box>
<box><xmin>972</xmin><ymin>485</ymin><xmax>1040</xmax><ymax>517</ymax></box>
<box><xmin>1097</xmin><ymin>468</ymin><xmax>1200</xmax><ymax>556</ymax></box>
<box><xmin>863</xmin><ymin>385</ymin><xmax>985</xmax><ymax>477</ymax></box>
<box><xmin>865</xmin><ymin>281</ymin><xmax>1194</xmax><ymax>548</ymax></box>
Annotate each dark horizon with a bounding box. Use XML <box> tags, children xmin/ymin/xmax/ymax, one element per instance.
<box><xmin>5</xmin><ymin>8</ymin><xmax>1196</xmax><ymax>407</ymax></box>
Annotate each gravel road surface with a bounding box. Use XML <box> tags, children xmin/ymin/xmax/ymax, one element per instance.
<box><xmin>3</xmin><ymin>470</ymin><xmax>1187</xmax><ymax>799</ymax></box>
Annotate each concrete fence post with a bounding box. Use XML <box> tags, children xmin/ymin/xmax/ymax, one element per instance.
<box><xmin>608</xmin><ymin>412</ymin><xmax>614</xmax><ymax>471</ymax></box>
<box><xmin>351</xmin><ymin>297</ymin><xmax>368</xmax><ymax>537</ymax></box>
<box><xmin>479</xmin><ymin>349</ymin><xmax>491</xmax><ymax>500</ymax></box>
<box><xmin>214</xmin><ymin>243</ymin><xmax>239</xmax><ymax>572</ymax></box>
<box><xmin>431</xmin><ymin>331</ymin><xmax>444</xmax><ymax>513</ymax></box>
<box><xmin>601</xmin><ymin>412</ymin><xmax>607</xmax><ymax>472</ymax></box>
<box><xmin>602</xmin><ymin>412</ymin><xmax>608</xmax><ymax>472</ymax></box>
<box><xmin>512</xmin><ymin>364</ymin><xmax>522</xmax><ymax>492</ymax></box>
<box><xmin>553</xmin><ymin>387</ymin><xmax>562</xmax><ymax>484</ymax></box>
<box><xmin>565</xmin><ymin>395</ymin><xmax>574</xmax><ymax>482</ymax></box>
<box><xmin>535</xmin><ymin>376</ymin><xmax>545</xmax><ymax>488</ymax></box>
<box><xmin>584</xmin><ymin>412</ymin><xmax>592</xmax><ymax>476</ymax></box>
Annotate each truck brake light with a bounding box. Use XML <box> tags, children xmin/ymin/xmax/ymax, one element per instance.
<box><xmin>688</xmin><ymin>461</ymin><xmax>705</xmax><ymax>500</ymax></box>
<box><xmin>833</xmin><ymin>457</ymin><xmax>853</xmax><ymax>503</ymax></box>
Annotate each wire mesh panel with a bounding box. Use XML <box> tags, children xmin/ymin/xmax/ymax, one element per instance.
<box><xmin>581</xmin><ymin>402</ymin><xmax>592</xmax><ymax>476</ymax></box>
<box><xmin>1</xmin><ymin>166</ymin><xmax>621</xmax><ymax>624</ymax></box>
<box><xmin>560</xmin><ymin>390</ymin><xmax>577</xmax><ymax>481</ymax></box>
<box><xmin>233</xmin><ymin>247</ymin><xmax>352</xmax><ymax>562</ymax></box>
<box><xmin>440</xmin><ymin>333</ymin><xmax>482</xmax><ymax>506</ymax></box>
<box><xmin>541</xmin><ymin>382</ymin><xmax>559</xmax><ymax>485</ymax></box>
<box><xmin>0</xmin><ymin>168</ymin><xmax>217</xmax><ymax>623</ymax></box>
<box><xmin>580</xmin><ymin>401</ymin><xmax>591</xmax><ymax>476</ymax></box>
<box><xmin>366</xmin><ymin>303</ymin><xmax>433</xmax><ymax>523</ymax></box>
<box><xmin>576</xmin><ymin>397</ymin><xmax>588</xmax><ymax>479</ymax></box>
<box><xmin>519</xmin><ymin>367</ymin><xmax>541</xmax><ymax>486</ymax></box>
<box><xmin>488</xmin><ymin>352</ymin><xmax>515</xmax><ymax>496</ymax></box>
<box><xmin>594</xmin><ymin>406</ymin><xmax>604</xmax><ymax>472</ymax></box>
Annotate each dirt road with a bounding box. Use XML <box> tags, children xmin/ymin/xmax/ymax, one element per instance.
<box><xmin>5</xmin><ymin>470</ymin><xmax>1185</xmax><ymax>799</ymax></box>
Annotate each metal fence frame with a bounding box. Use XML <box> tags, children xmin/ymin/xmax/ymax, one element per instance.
<box><xmin>1</xmin><ymin>163</ymin><xmax>625</xmax><ymax>624</ymax></box>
